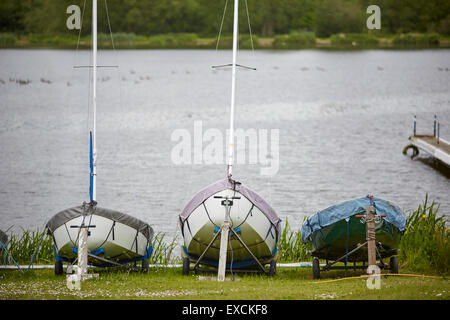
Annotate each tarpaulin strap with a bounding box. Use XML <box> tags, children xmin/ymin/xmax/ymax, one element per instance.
<box><xmin>264</xmin><ymin>225</ymin><xmax>275</xmax><ymax>241</ymax></box>
<box><xmin>229</xmin><ymin>178</ymin><xmax>241</xmax><ymax>191</ymax></box>
<box><xmin>179</xmin><ymin>217</ymin><xmax>185</xmax><ymax>238</ymax></box>
<box><xmin>203</xmin><ymin>202</ymin><xmax>219</xmax><ymax>228</ymax></box>
<box><xmin>367</xmin><ymin>194</ymin><xmax>376</xmax><ymax>209</ymax></box>
<box><xmin>185</xmin><ymin>219</ymin><xmax>193</xmax><ymax>237</ymax></box>
<box><xmin>64</xmin><ymin>223</ymin><xmax>76</xmax><ymax>247</ymax></box>
<box><xmin>91</xmin><ymin>220</ymin><xmax>116</xmax><ymax>253</ymax></box>
<box><xmin>233</xmin><ymin>204</ymin><xmax>254</xmax><ymax>230</ymax></box>
<box><xmin>112</xmin><ymin>221</ymin><xmax>115</xmax><ymax>240</ymax></box>
<box><xmin>135</xmin><ymin>230</ymin><xmax>139</xmax><ymax>254</ymax></box>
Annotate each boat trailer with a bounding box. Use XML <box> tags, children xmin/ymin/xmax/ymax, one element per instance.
<box><xmin>181</xmin><ymin>195</ymin><xmax>277</xmax><ymax>278</ymax></box>
<box><xmin>54</xmin><ymin>223</ymin><xmax>150</xmax><ymax>276</ymax></box>
<box><xmin>312</xmin><ymin>206</ymin><xmax>399</xmax><ymax>279</ymax></box>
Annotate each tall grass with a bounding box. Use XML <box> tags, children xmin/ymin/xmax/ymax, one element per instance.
<box><xmin>278</xmin><ymin>219</ymin><xmax>310</xmax><ymax>262</ymax></box>
<box><xmin>0</xmin><ymin>228</ymin><xmax>180</xmax><ymax>267</ymax></box>
<box><xmin>0</xmin><ymin>228</ymin><xmax>53</xmax><ymax>265</ymax></box>
<box><xmin>148</xmin><ymin>232</ymin><xmax>180</xmax><ymax>265</ymax></box>
<box><xmin>399</xmin><ymin>195</ymin><xmax>449</xmax><ymax>275</ymax></box>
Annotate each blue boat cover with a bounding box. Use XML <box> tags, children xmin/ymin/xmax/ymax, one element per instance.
<box><xmin>301</xmin><ymin>196</ymin><xmax>406</xmax><ymax>243</ymax></box>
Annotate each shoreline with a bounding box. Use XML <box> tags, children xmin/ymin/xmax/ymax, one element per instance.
<box><xmin>1</xmin><ymin>33</ymin><xmax>450</xmax><ymax>50</ymax></box>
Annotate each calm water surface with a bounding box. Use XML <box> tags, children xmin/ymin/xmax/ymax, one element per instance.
<box><xmin>0</xmin><ymin>49</ymin><xmax>449</xmax><ymax>239</ymax></box>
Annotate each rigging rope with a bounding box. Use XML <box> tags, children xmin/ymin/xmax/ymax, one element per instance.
<box><xmin>215</xmin><ymin>0</ymin><xmax>229</xmax><ymax>51</ymax></box>
<box><xmin>104</xmin><ymin>0</ymin><xmax>123</xmax><ymax>119</ymax></box>
<box><xmin>244</xmin><ymin>0</ymin><xmax>255</xmax><ymax>54</ymax></box>
<box><xmin>75</xmin><ymin>0</ymin><xmax>87</xmax><ymax>53</ymax></box>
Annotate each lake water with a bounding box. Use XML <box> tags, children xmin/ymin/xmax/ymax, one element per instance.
<box><xmin>0</xmin><ymin>49</ymin><xmax>449</xmax><ymax>239</ymax></box>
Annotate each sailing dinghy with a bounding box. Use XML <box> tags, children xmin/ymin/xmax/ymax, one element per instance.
<box><xmin>301</xmin><ymin>195</ymin><xmax>406</xmax><ymax>278</ymax></box>
<box><xmin>46</xmin><ymin>0</ymin><xmax>153</xmax><ymax>275</ymax></box>
<box><xmin>179</xmin><ymin>0</ymin><xmax>281</xmax><ymax>276</ymax></box>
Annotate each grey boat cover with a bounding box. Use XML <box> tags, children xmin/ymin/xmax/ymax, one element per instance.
<box><xmin>179</xmin><ymin>178</ymin><xmax>281</xmax><ymax>233</ymax></box>
<box><xmin>0</xmin><ymin>229</ymin><xmax>8</xmax><ymax>246</ymax></box>
<box><xmin>301</xmin><ymin>196</ymin><xmax>406</xmax><ymax>243</ymax></box>
<box><xmin>46</xmin><ymin>204</ymin><xmax>154</xmax><ymax>241</ymax></box>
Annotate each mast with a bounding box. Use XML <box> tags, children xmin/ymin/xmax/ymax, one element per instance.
<box><xmin>226</xmin><ymin>0</ymin><xmax>239</xmax><ymax>179</ymax></box>
<box><xmin>91</xmin><ymin>0</ymin><xmax>97</xmax><ymax>201</ymax></box>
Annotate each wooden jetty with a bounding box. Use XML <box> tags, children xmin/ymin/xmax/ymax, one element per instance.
<box><xmin>403</xmin><ymin>115</ymin><xmax>450</xmax><ymax>167</ymax></box>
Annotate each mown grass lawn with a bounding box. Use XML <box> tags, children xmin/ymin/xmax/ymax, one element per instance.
<box><xmin>0</xmin><ymin>267</ymin><xmax>448</xmax><ymax>300</ymax></box>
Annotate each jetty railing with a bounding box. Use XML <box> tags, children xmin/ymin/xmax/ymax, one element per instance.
<box><xmin>403</xmin><ymin>114</ymin><xmax>450</xmax><ymax>166</ymax></box>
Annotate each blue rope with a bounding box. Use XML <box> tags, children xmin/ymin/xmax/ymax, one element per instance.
<box><xmin>0</xmin><ymin>240</ymin><xmax>24</xmax><ymax>274</ymax></box>
<box><xmin>27</xmin><ymin>231</ymin><xmax>46</xmax><ymax>272</ymax></box>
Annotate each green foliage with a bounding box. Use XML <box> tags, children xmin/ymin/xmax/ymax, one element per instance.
<box><xmin>399</xmin><ymin>195</ymin><xmax>449</xmax><ymax>275</ymax></box>
<box><xmin>330</xmin><ymin>33</ymin><xmax>379</xmax><ymax>46</ymax></box>
<box><xmin>0</xmin><ymin>32</ymin><xmax>17</xmax><ymax>47</ymax></box>
<box><xmin>393</xmin><ymin>33</ymin><xmax>440</xmax><ymax>46</ymax></box>
<box><xmin>278</xmin><ymin>219</ymin><xmax>311</xmax><ymax>262</ymax></box>
<box><xmin>0</xmin><ymin>228</ymin><xmax>53</xmax><ymax>265</ymax></box>
<box><xmin>148</xmin><ymin>232</ymin><xmax>180</xmax><ymax>265</ymax></box>
<box><xmin>239</xmin><ymin>34</ymin><xmax>259</xmax><ymax>49</ymax></box>
<box><xmin>273</xmin><ymin>31</ymin><xmax>316</xmax><ymax>48</ymax></box>
<box><xmin>142</xmin><ymin>33</ymin><xmax>198</xmax><ymax>48</ymax></box>
<box><xmin>315</xmin><ymin>0</ymin><xmax>365</xmax><ymax>38</ymax></box>
<box><xmin>1</xmin><ymin>0</ymin><xmax>449</xmax><ymax>40</ymax></box>
<box><xmin>28</xmin><ymin>34</ymin><xmax>78</xmax><ymax>47</ymax></box>
<box><xmin>438</xmin><ymin>15</ymin><xmax>450</xmax><ymax>35</ymax></box>
<box><xmin>0</xmin><ymin>228</ymin><xmax>180</xmax><ymax>266</ymax></box>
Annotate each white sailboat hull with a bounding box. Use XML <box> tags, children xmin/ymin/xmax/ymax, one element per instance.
<box><xmin>181</xmin><ymin>188</ymin><xmax>279</xmax><ymax>267</ymax></box>
<box><xmin>52</xmin><ymin>214</ymin><xmax>150</xmax><ymax>263</ymax></box>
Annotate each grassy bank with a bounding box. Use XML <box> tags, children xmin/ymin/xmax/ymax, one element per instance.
<box><xmin>0</xmin><ymin>230</ymin><xmax>179</xmax><ymax>266</ymax></box>
<box><xmin>399</xmin><ymin>195</ymin><xmax>450</xmax><ymax>274</ymax></box>
<box><xmin>1</xmin><ymin>32</ymin><xmax>450</xmax><ymax>50</ymax></box>
<box><xmin>1</xmin><ymin>196</ymin><xmax>448</xmax><ymax>274</ymax></box>
<box><xmin>0</xmin><ymin>196</ymin><xmax>449</xmax><ymax>300</ymax></box>
<box><xmin>0</xmin><ymin>267</ymin><xmax>448</xmax><ymax>300</ymax></box>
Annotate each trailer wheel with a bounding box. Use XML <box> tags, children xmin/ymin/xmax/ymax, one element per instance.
<box><xmin>55</xmin><ymin>260</ymin><xmax>63</xmax><ymax>276</ymax></box>
<box><xmin>390</xmin><ymin>256</ymin><xmax>398</xmax><ymax>274</ymax></box>
<box><xmin>269</xmin><ymin>260</ymin><xmax>277</xmax><ymax>276</ymax></box>
<box><xmin>141</xmin><ymin>258</ymin><xmax>149</xmax><ymax>273</ymax></box>
<box><xmin>182</xmin><ymin>257</ymin><xmax>190</xmax><ymax>275</ymax></box>
<box><xmin>312</xmin><ymin>258</ymin><xmax>320</xmax><ymax>279</ymax></box>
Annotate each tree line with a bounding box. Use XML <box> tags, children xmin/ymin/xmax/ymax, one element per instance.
<box><xmin>1</xmin><ymin>0</ymin><xmax>449</xmax><ymax>38</ymax></box>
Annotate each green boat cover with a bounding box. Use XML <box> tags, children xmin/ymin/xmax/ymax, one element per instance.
<box><xmin>301</xmin><ymin>196</ymin><xmax>406</xmax><ymax>243</ymax></box>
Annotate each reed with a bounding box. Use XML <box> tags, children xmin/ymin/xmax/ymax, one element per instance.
<box><xmin>148</xmin><ymin>232</ymin><xmax>180</xmax><ymax>265</ymax></box>
<box><xmin>278</xmin><ymin>219</ymin><xmax>311</xmax><ymax>262</ymax></box>
<box><xmin>399</xmin><ymin>195</ymin><xmax>449</xmax><ymax>275</ymax></box>
<box><xmin>0</xmin><ymin>228</ymin><xmax>53</xmax><ymax>265</ymax></box>
<box><xmin>0</xmin><ymin>228</ymin><xmax>180</xmax><ymax>267</ymax></box>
